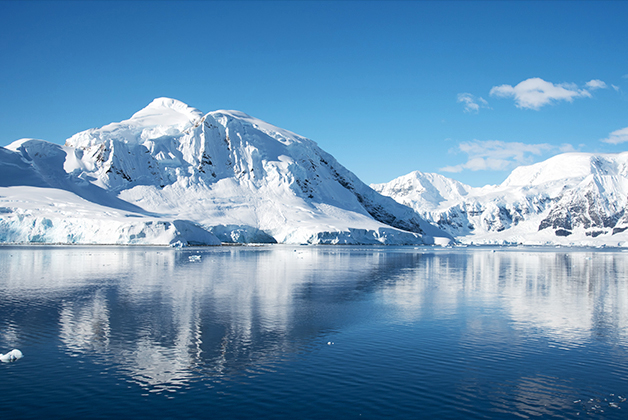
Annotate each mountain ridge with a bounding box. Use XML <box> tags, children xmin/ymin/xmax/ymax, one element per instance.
<box><xmin>372</xmin><ymin>152</ymin><xmax>628</xmax><ymax>246</ymax></box>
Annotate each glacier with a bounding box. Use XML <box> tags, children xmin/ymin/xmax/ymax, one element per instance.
<box><xmin>0</xmin><ymin>98</ymin><xmax>451</xmax><ymax>246</ymax></box>
<box><xmin>372</xmin><ymin>152</ymin><xmax>628</xmax><ymax>247</ymax></box>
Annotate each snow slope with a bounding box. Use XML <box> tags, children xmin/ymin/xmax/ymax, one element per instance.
<box><xmin>0</xmin><ymin>98</ymin><xmax>450</xmax><ymax>245</ymax></box>
<box><xmin>372</xmin><ymin>153</ymin><xmax>628</xmax><ymax>246</ymax></box>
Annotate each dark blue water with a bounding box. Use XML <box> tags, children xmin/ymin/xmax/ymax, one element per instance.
<box><xmin>1</xmin><ymin>245</ymin><xmax>627</xmax><ymax>419</ymax></box>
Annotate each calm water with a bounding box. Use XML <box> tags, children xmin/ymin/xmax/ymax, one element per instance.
<box><xmin>1</xmin><ymin>245</ymin><xmax>627</xmax><ymax>419</ymax></box>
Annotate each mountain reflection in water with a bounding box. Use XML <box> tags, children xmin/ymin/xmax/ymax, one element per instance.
<box><xmin>1</xmin><ymin>246</ymin><xmax>627</xmax><ymax>418</ymax></box>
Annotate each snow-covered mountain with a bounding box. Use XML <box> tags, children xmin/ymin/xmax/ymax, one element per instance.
<box><xmin>0</xmin><ymin>98</ymin><xmax>450</xmax><ymax>246</ymax></box>
<box><xmin>372</xmin><ymin>153</ymin><xmax>628</xmax><ymax>246</ymax></box>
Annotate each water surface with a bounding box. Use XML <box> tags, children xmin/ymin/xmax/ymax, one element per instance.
<box><xmin>1</xmin><ymin>245</ymin><xmax>627</xmax><ymax>419</ymax></box>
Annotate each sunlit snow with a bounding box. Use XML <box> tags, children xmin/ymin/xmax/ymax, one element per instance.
<box><xmin>0</xmin><ymin>98</ymin><xmax>450</xmax><ymax>246</ymax></box>
<box><xmin>373</xmin><ymin>153</ymin><xmax>628</xmax><ymax>246</ymax></box>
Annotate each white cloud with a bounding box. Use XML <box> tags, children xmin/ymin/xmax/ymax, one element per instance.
<box><xmin>490</xmin><ymin>77</ymin><xmax>595</xmax><ymax>110</ymax></box>
<box><xmin>584</xmin><ymin>79</ymin><xmax>607</xmax><ymax>90</ymax></box>
<box><xmin>612</xmin><ymin>84</ymin><xmax>621</xmax><ymax>92</ymax></box>
<box><xmin>457</xmin><ymin>93</ymin><xmax>490</xmax><ymax>113</ymax></box>
<box><xmin>601</xmin><ymin>127</ymin><xmax>628</xmax><ymax>144</ymax></box>
<box><xmin>440</xmin><ymin>140</ymin><xmax>554</xmax><ymax>173</ymax></box>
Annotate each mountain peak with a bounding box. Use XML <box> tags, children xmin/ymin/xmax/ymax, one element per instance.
<box><xmin>129</xmin><ymin>97</ymin><xmax>204</xmax><ymax>124</ymax></box>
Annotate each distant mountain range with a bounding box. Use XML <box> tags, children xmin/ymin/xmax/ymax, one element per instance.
<box><xmin>372</xmin><ymin>152</ymin><xmax>628</xmax><ymax>246</ymax></box>
<box><xmin>0</xmin><ymin>98</ymin><xmax>449</xmax><ymax>246</ymax></box>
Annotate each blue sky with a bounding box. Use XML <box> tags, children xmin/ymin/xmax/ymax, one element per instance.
<box><xmin>1</xmin><ymin>1</ymin><xmax>627</xmax><ymax>187</ymax></box>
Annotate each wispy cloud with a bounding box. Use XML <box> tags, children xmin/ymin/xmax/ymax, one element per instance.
<box><xmin>584</xmin><ymin>79</ymin><xmax>607</xmax><ymax>90</ymax></box>
<box><xmin>457</xmin><ymin>93</ymin><xmax>490</xmax><ymax>113</ymax></box>
<box><xmin>440</xmin><ymin>140</ymin><xmax>554</xmax><ymax>173</ymax></box>
<box><xmin>489</xmin><ymin>77</ymin><xmax>607</xmax><ymax>110</ymax></box>
<box><xmin>601</xmin><ymin>127</ymin><xmax>628</xmax><ymax>144</ymax></box>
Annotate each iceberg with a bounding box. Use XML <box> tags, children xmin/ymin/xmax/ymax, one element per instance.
<box><xmin>0</xmin><ymin>349</ymin><xmax>23</xmax><ymax>363</ymax></box>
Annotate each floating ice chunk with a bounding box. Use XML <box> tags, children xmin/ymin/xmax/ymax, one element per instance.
<box><xmin>188</xmin><ymin>255</ymin><xmax>201</xmax><ymax>262</ymax></box>
<box><xmin>170</xmin><ymin>241</ymin><xmax>185</xmax><ymax>249</ymax></box>
<box><xmin>0</xmin><ymin>349</ymin><xmax>23</xmax><ymax>362</ymax></box>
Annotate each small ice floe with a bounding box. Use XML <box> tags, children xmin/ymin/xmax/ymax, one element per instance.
<box><xmin>188</xmin><ymin>255</ymin><xmax>201</xmax><ymax>262</ymax></box>
<box><xmin>0</xmin><ymin>349</ymin><xmax>23</xmax><ymax>362</ymax></box>
<box><xmin>170</xmin><ymin>241</ymin><xmax>185</xmax><ymax>249</ymax></box>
